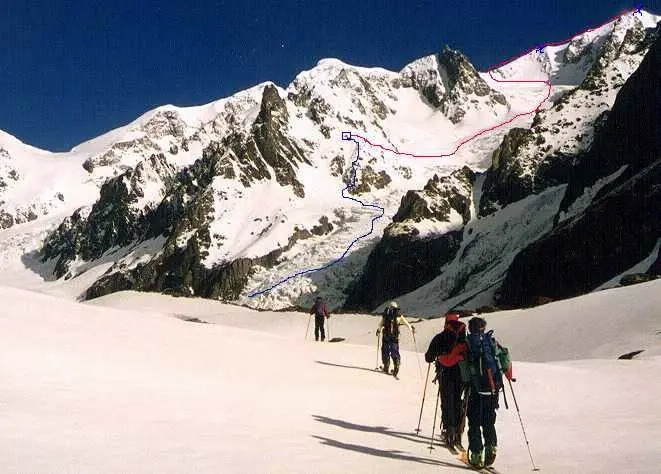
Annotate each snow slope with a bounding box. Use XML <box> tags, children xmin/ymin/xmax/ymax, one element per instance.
<box><xmin>2</xmin><ymin>279</ymin><xmax>661</xmax><ymax>473</ymax></box>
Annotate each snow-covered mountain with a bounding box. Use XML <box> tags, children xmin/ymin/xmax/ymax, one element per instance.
<box><xmin>1</xmin><ymin>10</ymin><xmax>659</xmax><ymax>314</ymax></box>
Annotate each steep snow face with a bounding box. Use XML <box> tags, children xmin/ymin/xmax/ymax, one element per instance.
<box><xmin>0</xmin><ymin>84</ymin><xmax>269</xmax><ymax>232</ymax></box>
<box><xmin>489</xmin><ymin>10</ymin><xmax>660</xmax><ymax>86</ymax></box>
<box><xmin>480</xmin><ymin>13</ymin><xmax>661</xmax><ymax>217</ymax></box>
<box><xmin>0</xmin><ymin>131</ymin><xmax>97</xmax><ymax>230</ymax></box>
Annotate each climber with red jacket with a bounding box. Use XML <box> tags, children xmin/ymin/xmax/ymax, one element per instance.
<box><xmin>424</xmin><ymin>313</ymin><xmax>468</xmax><ymax>449</ymax></box>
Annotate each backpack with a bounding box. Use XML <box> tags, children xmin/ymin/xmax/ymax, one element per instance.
<box><xmin>459</xmin><ymin>330</ymin><xmax>511</xmax><ymax>394</ymax></box>
<box><xmin>313</xmin><ymin>299</ymin><xmax>326</xmax><ymax>317</ymax></box>
<box><xmin>381</xmin><ymin>307</ymin><xmax>400</xmax><ymax>341</ymax></box>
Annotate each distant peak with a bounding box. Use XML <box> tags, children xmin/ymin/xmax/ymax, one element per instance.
<box><xmin>315</xmin><ymin>58</ymin><xmax>351</xmax><ymax>69</ymax></box>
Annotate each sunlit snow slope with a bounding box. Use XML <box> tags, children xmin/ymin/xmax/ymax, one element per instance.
<box><xmin>1</xmin><ymin>279</ymin><xmax>660</xmax><ymax>473</ymax></box>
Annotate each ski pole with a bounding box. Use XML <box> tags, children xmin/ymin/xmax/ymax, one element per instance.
<box><xmin>508</xmin><ymin>378</ymin><xmax>539</xmax><ymax>471</ymax></box>
<box><xmin>501</xmin><ymin>382</ymin><xmax>509</xmax><ymax>410</ymax></box>
<box><xmin>411</xmin><ymin>331</ymin><xmax>423</xmax><ymax>379</ymax></box>
<box><xmin>457</xmin><ymin>385</ymin><xmax>469</xmax><ymax>442</ymax></box>
<box><xmin>375</xmin><ymin>333</ymin><xmax>381</xmax><ymax>369</ymax></box>
<box><xmin>415</xmin><ymin>363</ymin><xmax>431</xmax><ymax>435</ymax></box>
<box><xmin>428</xmin><ymin>384</ymin><xmax>441</xmax><ymax>452</ymax></box>
<box><xmin>305</xmin><ymin>314</ymin><xmax>312</xmax><ymax>341</ymax></box>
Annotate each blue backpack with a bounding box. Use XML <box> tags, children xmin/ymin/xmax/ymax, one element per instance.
<box><xmin>461</xmin><ymin>330</ymin><xmax>510</xmax><ymax>394</ymax></box>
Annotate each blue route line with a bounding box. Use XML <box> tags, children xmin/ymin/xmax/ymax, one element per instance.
<box><xmin>247</xmin><ymin>134</ymin><xmax>385</xmax><ymax>297</ymax></box>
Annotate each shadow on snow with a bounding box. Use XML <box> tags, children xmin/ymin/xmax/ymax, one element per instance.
<box><xmin>311</xmin><ymin>414</ymin><xmax>472</xmax><ymax>470</ymax></box>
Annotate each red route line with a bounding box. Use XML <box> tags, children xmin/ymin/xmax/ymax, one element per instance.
<box><xmin>352</xmin><ymin>8</ymin><xmax>637</xmax><ymax>159</ymax></box>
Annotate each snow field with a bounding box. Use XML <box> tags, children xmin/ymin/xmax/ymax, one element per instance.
<box><xmin>2</xmin><ymin>281</ymin><xmax>660</xmax><ymax>473</ymax></box>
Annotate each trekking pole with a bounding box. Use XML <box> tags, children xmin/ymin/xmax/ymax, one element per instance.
<box><xmin>508</xmin><ymin>379</ymin><xmax>540</xmax><ymax>471</ymax></box>
<box><xmin>501</xmin><ymin>382</ymin><xmax>509</xmax><ymax>410</ymax></box>
<box><xmin>415</xmin><ymin>363</ymin><xmax>431</xmax><ymax>435</ymax></box>
<box><xmin>411</xmin><ymin>331</ymin><xmax>423</xmax><ymax>379</ymax></box>
<box><xmin>428</xmin><ymin>384</ymin><xmax>441</xmax><ymax>452</ymax></box>
<box><xmin>305</xmin><ymin>314</ymin><xmax>312</xmax><ymax>341</ymax></box>
<box><xmin>457</xmin><ymin>385</ymin><xmax>469</xmax><ymax>444</ymax></box>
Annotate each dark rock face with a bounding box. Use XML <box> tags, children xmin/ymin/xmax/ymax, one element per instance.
<box><xmin>348</xmin><ymin>165</ymin><xmax>392</xmax><ymax>194</ymax></box>
<box><xmin>498</xmin><ymin>154</ymin><xmax>661</xmax><ymax>307</ymax></box>
<box><xmin>399</xmin><ymin>46</ymin><xmax>507</xmax><ymax>122</ymax></box>
<box><xmin>41</xmin><ymin>153</ymin><xmax>176</xmax><ymax>277</ymax></box>
<box><xmin>399</xmin><ymin>69</ymin><xmax>444</xmax><ymax>108</ymax></box>
<box><xmin>211</xmin><ymin>85</ymin><xmax>310</xmax><ymax>198</ymax></box>
<box><xmin>251</xmin><ymin>84</ymin><xmax>309</xmax><ymax>198</ymax></box>
<box><xmin>498</xmin><ymin>36</ymin><xmax>661</xmax><ymax>307</ymax></box>
<box><xmin>620</xmin><ymin>273</ymin><xmax>659</xmax><ymax>286</ymax></box>
<box><xmin>344</xmin><ymin>167</ymin><xmax>474</xmax><ymax>310</ymax></box>
<box><xmin>479</xmin><ymin>128</ymin><xmax>535</xmax><ymax>216</ymax></box>
<box><xmin>480</xmin><ymin>21</ymin><xmax>659</xmax><ymax>218</ymax></box>
<box><xmin>343</xmin><ymin>231</ymin><xmax>463</xmax><ymax>310</ymax></box>
<box><xmin>437</xmin><ymin>47</ymin><xmax>507</xmax><ymax>123</ymax></box>
<box><xmin>479</xmin><ymin>126</ymin><xmax>574</xmax><ymax>217</ymax></box>
<box><xmin>560</xmin><ymin>28</ymin><xmax>661</xmax><ymax>214</ymax></box>
<box><xmin>395</xmin><ymin>167</ymin><xmax>474</xmax><ymax>224</ymax></box>
<box><xmin>84</xmin><ymin>205</ymin><xmax>328</xmax><ymax>300</ymax></box>
<box><xmin>0</xmin><ymin>211</ymin><xmax>13</xmax><ymax>229</ymax></box>
<box><xmin>580</xmin><ymin>18</ymin><xmax>652</xmax><ymax>93</ymax></box>
<box><xmin>41</xmin><ymin>83</ymin><xmax>319</xmax><ymax>301</ymax></box>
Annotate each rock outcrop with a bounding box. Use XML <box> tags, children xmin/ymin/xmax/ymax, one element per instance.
<box><xmin>498</xmin><ymin>34</ymin><xmax>661</xmax><ymax>306</ymax></box>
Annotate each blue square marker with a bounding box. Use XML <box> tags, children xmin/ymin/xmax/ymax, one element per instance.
<box><xmin>341</xmin><ymin>131</ymin><xmax>352</xmax><ymax>140</ymax></box>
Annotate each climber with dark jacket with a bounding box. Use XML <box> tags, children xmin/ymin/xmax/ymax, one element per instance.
<box><xmin>425</xmin><ymin>313</ymin><xmax>468</xmax><ymax>448</ymax></box>
<box><xmin>310</xmin><ymin>296</ymin><xmax>330</xmax><ymax>341</ymax></box>
<box><xmin>377</xmin><ymin>301</ymin><xmax>414</xmax><ymax>377</ymax></box>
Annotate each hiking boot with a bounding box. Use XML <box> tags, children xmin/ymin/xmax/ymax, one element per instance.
<box><xmin>392</xmin><ymin>363</ymin><xmax>400</xmax><ymax>377</ymax></box>
<box><xmin>468</xmin><ymin>450</ymin><xmax>484</xmax><ymax>469</ymax></box>
<box><xmin>445</xmin><ymin>426</ymin><xmax>456</xmax><ymax>446</ymax></box>
<box><xmin>382</xmin><ymin>364</ymin><xmax>390</xmax><ymax>373</ymax></box>
<box><xmin>484</xmin><ymin>445</ymin><xmax>497</xmax><ymax>466</ymax></box>
<box><xmin>439</xmin><ymin>429</ymin><xmax>447</xmax><ymax>445</ymax></box>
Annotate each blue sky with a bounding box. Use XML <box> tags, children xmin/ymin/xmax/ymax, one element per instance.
<box><xmin>1</xmin><ymin>0</ymin><xmax>657</xmax><ymax>151</ymax></box>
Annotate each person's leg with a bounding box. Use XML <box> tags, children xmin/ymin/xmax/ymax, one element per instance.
<box><xmin>482</xmin><ymin>395</ymin><xmax>498</xmax><ymax>466</ymax></box>
<box><xmin>381</xmin><ymin>339</ymin><xmax>390</xmax><ymax>371</ymax></box>
<box><xmin>454</xmin><ymin>374</ymin><xmax>466</xmax><ymax>445</ymax></box>
<box><xmin>457</xmin><ymin>385</ymin><xmax>469</xmax><ymax>443</ymax></box>
<box><xmin>466</xmin><ymin>391</ymin><xmax>484</xmax><ymax>466</ymax></box>
<box><xmin>318</xmin><ymin>316</ymin><xmax>325</xmax><ymax>341</ymax></box>
<box><xmin>314</xmin><ymin>316</ymin><xmax>320</xmax><ymax>341</ymax></box>
<box><xmin>440</xmin><ymin>372</ymin><xmax>452</xmax><ymax>440</ymax></box>
<box><xmin>446</xmin><ymin>373</ymin><xmax>461</xmax><ymax>446</ymax></box>
<box><xmin>391</xmin><ymin>342</ymin><xmax>401</xmax><ymax>376</ymax></box>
